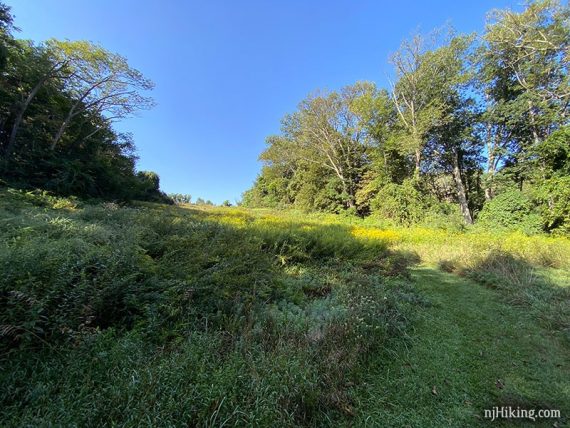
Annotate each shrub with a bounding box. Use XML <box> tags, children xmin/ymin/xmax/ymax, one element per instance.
<box><xmin>168</xmin><ymin>193</ymin><xmax>192</xmax><ymax>204</ymax></box>
<box><xmin>477</xmin><ymin>189</ymin><xmax>543</xmax><ymax>234</ymax></box>
<box><xmin>531</xmin><ymin>175</ymin><xmax>570</xmax><ymax>233</ymax></box>
<box><xmin>370</xmin><ymin>179</ymin><xmax>428</xmax><ymax>226</ymax></box>
<box><xmin>421</xmin><ymin>201</ymin><xmax>465</xmax><ymax>232</ymax></box>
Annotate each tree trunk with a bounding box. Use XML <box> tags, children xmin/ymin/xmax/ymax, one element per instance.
<box><xmin>340</xmin><ymin>178</ymin><xmax>355</xmax><ymax>209</ymax></box>
<box><xmin>414</xmin><ymin>148</ymin><xmax>421</xmax><ymax>179</ymax></box>
<box><xmin>4</xmin><ymin>81</ymin><xmax>45</xmax><ymax>158</ymax></box>
<box><xmin>51</xmin><ymin>106</ymin><xmax>76</xmax><ymax>150</ymax></box>
<box><xmin>451</xmin><ymin>150</ymin><xmax>473</xmax><ymax>224</ymax></box>
<box><xmin>4</xmin><ymin>60</ymin><xmax>68</xmax><ymax>157</ymax></box>
<box><xmin>484</xmin><ymin>151</ymin><xmax>495</xmax><ymax>201</ymax></box>
<box><xmin>527</xmin><ymin>100</ymin><xmax>541</xmax><ymax>146</ymax></box>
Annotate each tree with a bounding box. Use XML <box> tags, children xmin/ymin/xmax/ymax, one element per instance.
<box><xmin>425</xmin><ymin>95</ymin><xmax>482</xmax><ymax>224</ymax></box>
<box><xmin>0</xmin><ymin>2</ymin><xmax>162</xmax><ymax>202</ymax></box>
<box><xmin>389</xmin><ymin>30</ymin><xmax>462</xmax><ymax>178</ymax></box>
<box><xmin>244</xmin><ymin>1</ymin><xmax>569</xmax><ymax>232</ymax></box>
<box><xmin>47</xmin><ymin>40</ymin><xmax>154</xmax><ymax>150</ymax></box>
<box><xmin>3</xmin><ymin>41</ymin><xmax>70</xmax><ymax>157</ymax></box>
<box><xmin>0</xmin><ymin>2</ymin><xmax>16</xmax><ymax>69</ymax></box>
<box><xmin>485</xmin><ymin>0</ymin><xmax>570</xmax><ymax>124</ymax></box>
<box><xmin>260</xmin><ymin>82</ymin><xmax>376</xmax><ymax>209</ymax></box>
<box><xmin>169</xmin><ymin>193</ymin><xmax>192</xmax><ymax>204</ymax></box>
<box><xmin>477</xmin><ymin>0</ymin><xmax>570</xmax><ymax>198</ymax></box>
<box><xmin>351</xmin><ymin>88</ymin><xmax>413</xmax><ymax>213</ymax></box>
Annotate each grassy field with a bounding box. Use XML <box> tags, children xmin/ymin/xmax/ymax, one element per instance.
<box><xmin>1</xmin><ymin>188</ymin><xmax>569</xmax><ymax>427</ymax></box>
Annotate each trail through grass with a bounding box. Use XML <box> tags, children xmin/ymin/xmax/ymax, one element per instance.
<box><xmin>355</xmin><ymin>266</ymin><xmax>569</xmax><ymax>427</ymax></box>
<box><xmin>1</xmin><ymin>190</ymin><xmax>569</xmax><ymax>426</ymax></box>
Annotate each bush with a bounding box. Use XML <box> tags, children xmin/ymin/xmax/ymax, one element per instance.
<box><xmin>421</xmin><ymin>202</ymin><xmax>465</xmax><ymax>232</ymax></box>
<box><xmin>168</xmin><ymin>193</ymin><xmax>192</xmax><ymax>204</ymax></box>
<box><xmin>371</xmin><ymin>179</ymin><xmax>437</xmax><ymax>226</ymax></box>
<box><xmin>477</xmin><ymin>189</ymin><xmax>543</xmax><ymax>234</ymax></box>
<box><xmin>531</xmin><ymin>175</ymin><xmax>570</xmax><ymax>233</ymax></box>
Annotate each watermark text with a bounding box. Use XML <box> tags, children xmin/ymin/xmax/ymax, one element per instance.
<box><xmin>484</xmin><ymin>406</ymin><xmax>560</xmax><ymax>422</ymax></box>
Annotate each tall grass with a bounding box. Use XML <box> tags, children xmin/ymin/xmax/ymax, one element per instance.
<box><xmin>0</xmin><ymin>189</ymin><xmax>421</xmax><ymax>426</ymax></box>
<box><xmin>210</xmin><ymin>206</ymin><xmax>570</xmax><ymax>336</ymax></box>
<box><xmin>1</xmin><ymin>189</ymin><xmax>568</xmax><ymax>425</ymax></box>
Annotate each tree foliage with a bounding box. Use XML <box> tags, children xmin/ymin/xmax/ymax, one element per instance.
<box><xmin>0</xmin><ymin>3</ymin><xmax>165</xmax><ymax>202</ymax></box>
<box><xmin>245</xmin><ymin>0</ymin><xmax>570</xmax><ymax>233</ymax></box>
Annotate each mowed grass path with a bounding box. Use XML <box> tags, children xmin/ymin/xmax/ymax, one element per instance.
<box><xmin>354</xmin><ymin>267</ymin><xmax>569</xmax><ymax>427</ymax></box>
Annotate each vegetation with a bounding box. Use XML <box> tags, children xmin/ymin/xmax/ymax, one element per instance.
<box><xmin>0</xmin><ymin>1</ymin><xmax>569</xmax><ymax>426</ymax></box>
<box><xmin>244</xmin><ymin>0</ymin><xmax>570</xmax><ymax>234</ymax></box>
<box><xmin>1</xmin><ymin>189</ymin><xmax>569</xmax><ymax>426</ymax></box>
<box><xmin>0</xmin><ymin>188</ymin><xmax>419</xmax><ymax>425</ymax></box>
<box><xmin>168</xmin><ymin>193</ymin><xmax>193</xmax><ymax>205</ymax></box>
<box><xmin>0</xmin><ymin>4</ymin><xmax>166</xmax><ymax>202</ymax></box>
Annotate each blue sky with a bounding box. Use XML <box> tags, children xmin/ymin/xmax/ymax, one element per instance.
<box><xmin>7</xmin><ymin>0</ymin><xmax>518</xmax><ymax>203</ymax></box>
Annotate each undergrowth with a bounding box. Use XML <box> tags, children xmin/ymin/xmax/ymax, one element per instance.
<box><xmin>0</xmin><ymin>189</ymin><xmax>421</xmax><ymax>426</ymax></box>
<box><xmin>1</xmin><ymin>189</ymin><xmax>568</xmax><ymax>425</ymax></box>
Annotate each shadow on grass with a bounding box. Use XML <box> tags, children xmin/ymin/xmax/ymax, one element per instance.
<box><xmin>1</xmin><ymin>198</ymin><xmax>427</xmax><ymax>426</ymax></box>
<box><xmin>460</xmin><ymin>251</ymin><xmax>570</xmax><ymax>338</ymax></box>
<box><xmin>362</xmin><ymin>265</ymin><xmax>570</xmax><ymax>427</ymax></box>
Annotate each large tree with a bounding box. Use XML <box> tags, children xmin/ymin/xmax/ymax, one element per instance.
<box><xmin>389</xmin><ymin>30</ymin><xmax>471</xmax><ymax>179</ymax></box>
<box><xmin>485</xmin><ymin>0</ymin><xmax>569</xmax><ymax>124</ymax></box>
<box><xmin>47</xmin><ymin>40</ymin><xmax>155</xmax><ymax>150</ymax></box>
<box><xmin>3</xmin><ymin>41</ymin><xmax>70</xmax><ymax>157</ymax></box>
<box><xmin>260</xmin><ymin>83</ymin><xmax>376</xmax><ymax>209</ymax></box>
<box><xmin>476</xmin><ymin>0</ymin><xmax>570</xmax><ymax>198</ymax></box>
<box><xmin>0</xmin><ymin>2</ymin><xmax>163</xmax><ymax>201</ymax></box>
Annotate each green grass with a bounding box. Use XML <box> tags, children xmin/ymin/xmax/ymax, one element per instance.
<box><xmin>353</xmin><ymin>267</ymin><xmax>569</xmax><ymax>427</ymax></box>
<box><xmin>1</xmin><ymin>188</ymin><xmax>569</xmax><ymax>426</ymax></box>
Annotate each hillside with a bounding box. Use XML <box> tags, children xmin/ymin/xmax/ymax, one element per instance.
<box><xmin>1</xmin><ymin>188</ymin><xmax>569</xmax><ymax>426</ymax></box>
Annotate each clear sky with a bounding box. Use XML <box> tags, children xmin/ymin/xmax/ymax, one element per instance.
<box><xmin>6</xmin><ymin>0</ymin><xmax>519</xmax><ymax>204</ymax></box>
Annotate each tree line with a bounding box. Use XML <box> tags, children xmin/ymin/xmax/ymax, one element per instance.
<box><xmin>0</xmin><ymin>3</ymin><xmax>167</xmax><ymax>201</ymax></box>
<box><xmin>243</xmin><ymin>0</ymin><xmax>569</xmax><ymax>233</ymax></box>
